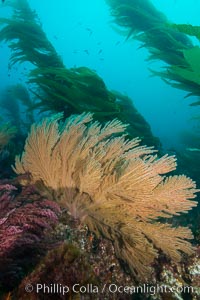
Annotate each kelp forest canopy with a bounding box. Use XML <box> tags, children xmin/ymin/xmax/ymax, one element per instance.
<box><xmin>106</xmin><ymin>0</ymin><xmax>200</xmax><ymax>105</ymax></box>
<box><xmin>1</xmin><ymin>0</ymin><xmax>200</xmax><ymax>140</ymax></box>
<box><xmin>0</xmin><ymin>0</ymin><xmax>159</xmax><ymax>148</ymax></box>
<box><xmin>1</xmin><ymin>0</ymin><xmax>200</xmax><ymax>160</ymax></box>
<box><xmin>2</xmin><ymin>0</ymin><xmax>200</xmax><ymax>148</ymax></box>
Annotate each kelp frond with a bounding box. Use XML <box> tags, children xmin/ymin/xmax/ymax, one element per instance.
<box><xmin>28</xmin><ymin>66</ymin><xmax>121</xmax><ymax>116</ymax></box>
<box><xmin>170</xmin><ymin>23</ymin><xmax>200</xmax><ymax>41</ymax></box>
<box><xmin>149</xmin><ymin>46</ymin><xmax>200</xmax><ymax>103</ymax></box>
<box><xmin>106</xmin><ymin>0</ymin><xmax>200</xmax><ymax>105</ymax></box>
<box><xmin>0</xmin><ymin>0</ymin><xmax>63</xmax><ymax>68</ymax></box>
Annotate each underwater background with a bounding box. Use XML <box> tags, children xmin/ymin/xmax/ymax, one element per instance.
<box><xmin>1</xmin><ymin>0</ymin><xmax>200</xmax><ymax>151</ymax></box>
<box><xmin>0</xmin><ymin>0</ymin><xmax>200</xmax><ymax>299</ymax></box>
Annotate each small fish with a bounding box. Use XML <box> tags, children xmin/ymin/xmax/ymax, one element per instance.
<box><xmin>86</xmin><ymin>28</ymin><xmax>93</xmax><ymax>36</ymax></box>
<box><xmin>98</xmin><ymin>49</ymin><xmax>103</xmax><ymax>54</ymax></box>
<box><xmin>186</xmin><ymin>147</ymin><xmax>200</xmax><ymax>152</ymax></box>
<box><xmin>84</xmin><ymin>49</ymin><xmax>89</xmax><ymax>55</ymax></box>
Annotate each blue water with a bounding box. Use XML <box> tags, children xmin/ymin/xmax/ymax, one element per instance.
<box><xmin>1</xmin><ymin>0</ymin><xmax>200</xmax><ymax>151</ymax></box>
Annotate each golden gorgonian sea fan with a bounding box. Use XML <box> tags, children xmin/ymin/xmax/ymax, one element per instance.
<box><xmin>13</xmin><ymin>112</ymin><xmax>198</xmax><ymax>280</ymax></box>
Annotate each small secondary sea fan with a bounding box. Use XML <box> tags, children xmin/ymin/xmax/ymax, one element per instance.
<box><xmin>13</xmin><ymin>112</ymin><xmax>198</xmax><ymax>280</ymax></box>
<box><xmin>0</xmin><ymin>123</ymin><xmax>16</xmax><ymax>153</ymax></box>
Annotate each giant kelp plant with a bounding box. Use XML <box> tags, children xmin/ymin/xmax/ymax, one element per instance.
<box><xmin>106</xmin><ymin>0</ymin><xmax>200</xmax><ymax>104</ymax></box>
<box><xmin>105</xmin><ymin>0</ymin><xmax>200</xmax><ymax>225</ymax></box>
<box><xmin>13</xmin><ymin>112</ymin><xmax>198</xmax><ymax>280</ymax></box>
<box><xmin>0</xmin><ymin>122</ymin><xmax>16</xmax><ymax>153</ymax></box>
<box><xmin>0</xmin><ymin>0</ymin><xmax>159</xmax><ymax>147</ymax></box>
<box><xmin>0</xmin><ymin>84</ymin><xmax>34</xmax><ymax>134</ymax></box>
